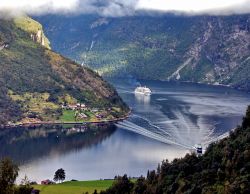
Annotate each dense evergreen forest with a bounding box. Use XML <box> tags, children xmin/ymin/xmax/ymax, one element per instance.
<box><xmin>99</xmin><ymin>106</ymin><xmax>250</xmax><ymax>194</ymax></box>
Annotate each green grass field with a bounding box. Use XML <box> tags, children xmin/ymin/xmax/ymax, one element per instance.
<box><xmin>33</xmin><ymin>180</ymin><xmax>114</xmax><ymax>194</ymax></box>
<box><xmin>60</xmin><ymin>110</ymin><xmax>100</xmax><ymax>123</ymax></box>
<box><xmin>60</xmin><ymin>110</ymin><xmax>76</xmax><ymax>122</ymax></box>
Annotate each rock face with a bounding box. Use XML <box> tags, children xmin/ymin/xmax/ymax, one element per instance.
<box><xmin>0</xmin><ymin>43</ymin><xmax>9</xmax><ymax>51</ymax></box>
<box><xmin>30</xmin><ymin>30</ymin><xmax>45</xmax><ymax>46</ymax></box>
<box><xmin>0</xmin><ymin>36</ymin><xmax>9</xmax><ymax>51</ymax></box>
<box><xmin>36</xmin><ymin>14</ymin><xmax>250</xmax><ymax>91</ymax></box>
<box><xmin>14</xmin><ymin>16</ymin><xmax>51</xmax><ymax>49</ymax></box>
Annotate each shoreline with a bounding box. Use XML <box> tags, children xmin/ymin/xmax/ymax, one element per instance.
<box><xmin>1</xmin><ymin>109</ymin><xmax>132</xmax><ymax>129</ymax></box>
<box><xmin>107</xmin><ymin>77</ymin><xmax>250</xmax><ymax>93</ymax></box>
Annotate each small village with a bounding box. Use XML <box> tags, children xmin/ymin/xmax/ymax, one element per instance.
<box><xmin>61</xmin><ymin>102</ymin><xmax>118</xmax><ymax>122</ymax></box>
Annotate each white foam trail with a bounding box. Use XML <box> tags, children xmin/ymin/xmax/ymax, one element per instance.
<box><xmin>203</xmin><ymin>130</ymin><xmax>232</xmax><ymax>146</ymax></box>
<box><xmin>89</xmin><ymin>40</ymin><xmax>95</xmax><ymax>51</ymax></box>
<box><xmin>115</xmin><ymin>81</ymin><xmax>249</xmax><ymax>153</ymax></box>
<box><xmin>196</xmin><ymin>116</ymin><xmax>215</xmax><ymax>142</ymax></box>
<box><xmin>157</xmin><ymin>120</ymin><xmax>174</xmax><ymax>124</ymax></box>
<box><xmin>170</xmin><ymin>110</ymin><xmax>216</xmax><ymax>145</ymax></box>
<box><xmin>117</xmin><ymin>120</ymin><xmax>192</xmax><ymax>149</ymax></box>
<box><xmin>132</xmin><ymin>114</ymin><xmax>171</xmax><ymax>137</ymax></box>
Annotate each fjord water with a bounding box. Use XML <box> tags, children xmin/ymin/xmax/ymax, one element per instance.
<box><xmin>4</xmin><ymin>79</ymin><xmax>250</xmax><ymax>182</ymax></box>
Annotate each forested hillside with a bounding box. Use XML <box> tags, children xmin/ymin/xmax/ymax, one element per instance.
<box><xmin>0</xmin><ymin>17</ymin><xmax>128</xmax><ymax>126</ymax></box>
<box><xmin>36</xmin><ymin>14</ymin><xmax>250</xmax><ymax>91</ymax></box>
<box><xmin>100</xmin><ymin>106</ymin><xmax>250</xmax><ymax>194</ymax></box>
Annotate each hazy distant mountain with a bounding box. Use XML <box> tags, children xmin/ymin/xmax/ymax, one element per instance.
<box><xmin>36</xmin><ymin>14</ymin><xmax>250</xmax><ymax>91</ymax></box>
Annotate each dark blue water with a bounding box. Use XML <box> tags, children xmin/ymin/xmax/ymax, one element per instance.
<box><xmin>112</xmin><ymin>79</ymin><xmax>250</xmax><ymax>147</ymax></box>
<box><xmin>1</xmin><ymin>79</ymin><xmax>249</xmax><ymax>182</ymax></box>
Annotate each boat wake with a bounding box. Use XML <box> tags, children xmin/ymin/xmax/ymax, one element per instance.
<box><xmin>109</xmin><ymin>78</ymin><xmax>247</xmax><ymax>152</ymax></box>
<box><xmin>116</xmin><ymin>120</ymin><xmax>191</xmax><ymax>149</ymax></box>
<box><xmin>116</xmin><ymin>110</ymin><xmax>229</xmax><ymax>151</ymax></box>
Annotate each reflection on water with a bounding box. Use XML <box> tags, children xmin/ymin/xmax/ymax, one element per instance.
<box><xmin>112</xmin><ymin>78</ymin><xmax>250</xmax><ymax>150</ymax></box>
<box><xmin>1</xmin><ymin>78</ymin><xmax>250</xmax><ymax>182</ymax></box>
<box><xmin>18</xmin><ymin>128</ymin><xmax>186</xmax><ymax>182</ymax></box>
<box><xmin>0</xmin><ymin>124</ymin><xmax>115</xmax><ymax>165</ymax></box>
<box><xmin>135</xmin><ymin>93</ymin><xmax>151</xmax><ymax>104</ymax></box>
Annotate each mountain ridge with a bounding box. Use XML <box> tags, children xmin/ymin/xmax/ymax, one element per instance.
<box><xmin>36</xmin><ymin>14</ymin><xmax>250</xmax><ymax>91</ymax></box>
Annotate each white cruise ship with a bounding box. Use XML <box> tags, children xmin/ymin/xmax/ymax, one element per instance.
<box><xmin>134</xmin><ymin>86</ymin><xmax>152</xmax><ymax>95</ymax></box>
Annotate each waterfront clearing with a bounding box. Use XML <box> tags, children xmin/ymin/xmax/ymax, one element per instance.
<box><xmin>33</xmin><ymin>180</ymin><xmax>114</xmax><ymax>194</ymax></box>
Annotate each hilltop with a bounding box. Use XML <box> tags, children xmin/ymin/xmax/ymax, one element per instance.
<box><xmin>36</xmin><ymin>14</ymin><xmax>250</xmax><ymax>91</ymax></box>
<box><xmin>0</xmin><ymin>16</ymin><xmax>128</xmax><ymax>126</ymax></box>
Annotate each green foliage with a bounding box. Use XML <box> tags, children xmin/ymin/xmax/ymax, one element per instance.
<box><xmin>132</xmin><ymin>177</ymin><xmax>147</xmax><ymax>194</ymax></box>
<box><xmin>0</xmin><ymin>86</ymin><xmax>22</xmax><ymax>125</ymax></box>
<box><xmin>14</xmin><ymin>16</ymin><xmax>50</xmax><ymax>49</ymax></box>
<box><xmin>0</xmin><ymin>17</ymin><xmax>128</xmax><ymax>125</ymax></box>
<box><xmin>0</xmin><ymin>158</ymin><xmax>33</xmax><ymax>194</ymax></box>
<box><xmin>60</xmin><ymin>110</ymin><xmax>76</xmax><ymax>122</ymax></box>
<box><xmin>54</xmin><ymin>168</ymin><xmax>66</xmax><ymax>183</ymax></box>
<box><xmin>101</xmin><ymin>106</ymin><xmax>250</xmax><ymax>194</ymax></box>
<box><xmin>14</xmin><ymin>185</ymin><xmax>33</xmax><ymax>194</ymax></box>
<box><xmin>0</xmin><ymin>158</ymin><xmax>19</xmax><ymax>194</ymax></box>
<box><xmin>242</xmin><ymin>106</ymin><xmax>250</xmax><ymax>129</ymax></box>
<box><xmin>100</xmin><ymin>175</ymin><xmax>134</xmax><ymax>194</ymax></box>
<box><xmin>33</xmin><ymin>180</ymin><xmax>114</xmax><ymax>194</ymax></box>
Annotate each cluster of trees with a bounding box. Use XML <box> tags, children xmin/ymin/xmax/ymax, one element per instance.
<box><xmin>0</xmin><ymin>158</ymin><xmax>32</xmax><ymax>194</ymax></box>
<box><xmin>100</xmin><ymin>106</ymin><xmax>250</xmax><ymax>194</ymax></box>
<box><xmin>0</xmin><ymin>86</ymin><xmax>22</xmax><ymax>125</ymax></box>
<box><xmin>0</xmin><ymin>156</ymin><xmax>66</xmax><ymax>194</ymax></box>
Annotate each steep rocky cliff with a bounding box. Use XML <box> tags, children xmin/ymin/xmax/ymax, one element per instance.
<box><xmin>14</xmin><ymin>16</ymin><xmax>50</xmax><ymax>49</ymax></box>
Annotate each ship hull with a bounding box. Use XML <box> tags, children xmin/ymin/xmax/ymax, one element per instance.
<box><xmin>134</xmin><ymin>91</ymin><xmax>151</xmax><ymax>96</ymax></box>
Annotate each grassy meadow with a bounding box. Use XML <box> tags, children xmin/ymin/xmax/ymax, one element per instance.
<box><xmin>33</xmin><ymin>180</ymin><xmax>114</xmax><ymax>194</ymax></box>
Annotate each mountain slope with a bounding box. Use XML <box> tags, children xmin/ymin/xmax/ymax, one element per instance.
<box><xmin>0</xmin><ymin>17</ymin><xmax>128</xmax><ymax>126</ymax></box>
<box><xmin>36</xmin><ymin>14</ymin><xmax>250</xmax><ymax>91</ymax></box>
<box><xmin>100</xmin><ymin>106</ymin><xmax>250</xmax><ymax>194</ymax></box>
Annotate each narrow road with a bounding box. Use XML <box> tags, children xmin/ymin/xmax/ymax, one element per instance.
<box><xmin>168</xmin><ymin>57</ymin><xmax>193</xmax><ymax>80</ymax></box>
